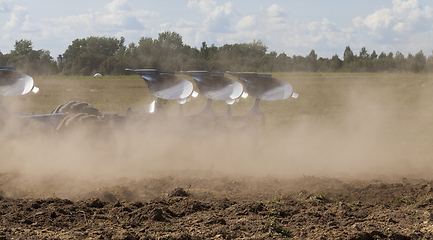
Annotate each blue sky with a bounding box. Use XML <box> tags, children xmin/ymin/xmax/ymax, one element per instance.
<box><xmin>1</xmin><ymin>0</ymin><xmax>432</xmax><ymax>59</ymax></box>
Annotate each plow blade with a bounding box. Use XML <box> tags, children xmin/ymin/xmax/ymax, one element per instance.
<box><xmin>126</xmin><ymin>69</ymin><xmax>193</xmax><ymax>100</ymax></box>
<box><xmin>182</xmin><ymin>71</ymin><xmax>243</xmax><ymax>101</ymax></box>
<box><xmin>227</xmin><ymin>72</ymin><xmax>298</xmax><ymax>117</ymax></box>
<box><xmin>226</xmin><ymin>72</ymin><xmax>296</xmax><ymax>101</ymax></box>
<box><xmin>183</xmin><ymin>71</ymin><xmax>244</xmax><ymax>117</ymax></box>
<box><xmin>0</xmin><ymin>69</ymin><xmax>37</xmax><ymax>96</ymax></box>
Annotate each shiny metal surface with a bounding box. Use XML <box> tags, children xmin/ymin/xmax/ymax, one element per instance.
<box><xmin>0</xmin><ymin>69</ymin><xmax>35</xmax><ymax>96</ymax></box>
<box><xmin>126</xmin><ymin>69</ymin><xmax>193</xmax><ymax>100</ymax></box>
<box><xmin>227</xmin><ymin>72</ymin><xmax>293</xmax><ymax>101</ymax></box>
<box><xmin>182</xmin><ymin>71</ymin><xmax>243</xmax><ymax>101</ymax></box>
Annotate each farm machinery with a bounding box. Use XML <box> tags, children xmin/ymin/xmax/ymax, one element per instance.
<box><xmin>0</xmin><ymin>68</ymin><xmax>298</xmax><ymax>135</ymax></box>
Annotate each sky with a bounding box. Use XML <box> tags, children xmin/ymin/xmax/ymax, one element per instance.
<box><xmin>0</xmin><ymin>0</ymin><xmax>432</xmax><ymax>60</ymax></box>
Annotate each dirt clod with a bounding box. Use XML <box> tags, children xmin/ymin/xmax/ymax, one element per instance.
<box><xmin>169</xmin><ymin>187</ymin><xmax>188</xmax><ymax>197</ymax></box>
<box><xmin>0</xmin><ymin>176</ymin><xmax>433</xmax><ymax>239</ymax></box>
<box><xmin>86</xmin><ymin>198</ymin><xmax>105</xmax><ymax>208</ymax></box>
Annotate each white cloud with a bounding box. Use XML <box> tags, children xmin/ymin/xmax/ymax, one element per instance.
<box><xmin>1</xmin><ymin>0</ymin><xmax>159</xmax><ymax>45</ymax></box>
<box><xmin>42</xmin><ymin>0</ymin><xmax>159</xmax><ymax>39</ymax></box>
<box><xmin>0</xmin><ymin>0</ymin><xmax>164</xmax><ymax>56</ymax></box>
<box><xmin>349</xmin><ymin>0</ymin><xmax>433</xmax><ymax>57</ymax></box>
<box><xmin>158</xmin><ymin>22</ymin><xmax>170</xmax><ymax>33</ymax></box>
<box><xmin>187</xmin><ymin>0</ymin><xmax>234</xmax><ymax>33</ymax></box>
<box><xmin>265</xmin><ymin>4</ymin><xmax>287</xmax><ymax>31</ymax></box>
<box><xmin>104</xmin><ymin>0</ymin><xmax>131</xmax><ymax>12</ymax></box>
<box><xmin>3</xmin><ymin>5</ymin><xmax>28</xmax><ymax>31</ymax></box>
<box><xmin>353</xmin><ymin>0</ymin><xmax>433</xmax><ymax>34</ymax></box>
<box><xmin>98</xmin><ymin>1</ymin><xmax>157</xmax><ymax>30</ymax></box>
<box><xmin>187</xmin><ymin>0</ymin><xmax>215</xmax><ymax>14</ymax></box>
<box><xmin>236</xmin><ymin>15</ymin><xmax>257</xmax><ymax>31</ymax></box>
<box><xmin>352</xmin><ymin>8</ymin><xmax>394</xmax><ymax>31</ymax></box>
<box><xmin>266</xmin><ymin>4</ymin><xmax>286</xmax><ymax>18</ymax></box>
<box><xmin>192</xmin><ymin>2</ymin><xmax>355</xmax><ymax>57</ymax></box>
<box><xmin>0</xmin><ymin>0</ymin><xmax>14</xmax><ymax>13</ymax></box>
<box><xmin>282</xmin><ymin>19</ymin><xmax>353</xmax><ymax>51</ymax></box>
<box><xmin>176</xmin><ymin>18</ymin><xmax>200</xmax><ymax>28</ymax></box>
<box><xmin>367</xmin><ymin>31</ymin><xmax>385</xmax><ymax>40</ymax></box>
<box><xmin>173</xmin><ymin>18</ymin><xmax>202</xmax><ymax>47</ymax></box>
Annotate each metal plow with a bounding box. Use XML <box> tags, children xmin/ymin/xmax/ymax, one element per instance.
<box><xmin>0</xmin><ymin>69</ymin><xmax>298</xmax><ymax>136</ymax></box>
<box><xmin>0</xmin><ymin>69</ymin><xmax>63</xmax><ymax>128</ymax></box>
<box><xmin>182</xmin><ymin>71</ymin><xmax>243</xmax><ymax>117</ymax></box>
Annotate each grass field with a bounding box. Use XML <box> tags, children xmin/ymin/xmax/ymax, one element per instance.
<box><xmin>4</xmin><ymin>72</ymin><xmax>432</xmax><ymax>114</ymax></box>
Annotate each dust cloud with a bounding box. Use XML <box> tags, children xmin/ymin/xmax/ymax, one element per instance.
<box><xmin>1</xmin><ymin>76</ymin><xmax>433</xmax><ymax>199</ymax></box>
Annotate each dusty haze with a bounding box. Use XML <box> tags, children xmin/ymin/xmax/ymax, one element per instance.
<box><xmin>1</xmin><ymin>74</ymin><xmax>433</xmax><ymax>200</ymax></box>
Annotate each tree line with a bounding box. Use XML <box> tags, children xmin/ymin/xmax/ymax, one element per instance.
<box><xmin>0</xmin><ymin>31</ymin><xmax>432</xmax><ymax>76</ymax></box>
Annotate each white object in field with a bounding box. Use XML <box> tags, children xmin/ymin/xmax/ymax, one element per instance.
<box><xmin>94</xmin><ymin>73</ymin><xmax>102</xmax><ymax>77</ymax></box>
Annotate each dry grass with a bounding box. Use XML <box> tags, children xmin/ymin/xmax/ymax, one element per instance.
<box><xmin>5</xmin><ymin>72</ymin><xmax>432</xmax><ymax>117</ymax></box>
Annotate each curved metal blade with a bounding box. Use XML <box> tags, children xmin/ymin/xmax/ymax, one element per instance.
<box><xmin>0</xmin><ymin>69</ymin><xmax>34</xmax><ymax>96</ymax></box>
<box><xmin>227</xmin><ymin>72</ymin><xmax>293</xmax><ymax>101</ymax></box>
<box><xmin>182</xmin><ymin>71</ymin><xmax>243</xmax><ymax>101</ymax></box>
<box><xmin>126</xmin><ymin>69</ymin><xmax>193</xmax><ymax>100</ymax></box>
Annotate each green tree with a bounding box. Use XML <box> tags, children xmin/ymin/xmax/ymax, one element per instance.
<box><xmin>387</xmin><ymin>52</ymin><xmax>393</xmax><ymax>59</ymax></box>
<box><xmin>274</xmin><ymin>53</ymin><xmax>290</xmax><ymax>71</ymax></box>
<box><xmin>343</xmin><ymin>46</ymin><xmax>355</xmax><ymax>63</ymax></box>
<box><xmin>0</xmin><ymin>51</ymin><xmax>10</xmax><ymax>67</ymax></box>
<box><xmin>370</xmin><ymin>50</ymin><xmax>378</xmax><ymax>59</ymax></box>
<box><xmin>7</xmin><ymin>39</ymin><xmax>55</xmax><ymax>75</ymax></box>
<box><xmin>11</xmin><ymin>40</ymin><xmax>33</xmax><ymax>56</ymax></box>
<box><xmin>410</xmin><ymin>50</ymin><xmax>426</xmax><ymax>72</ymax></box>
<box><xmin>305</xmin><ymin>50</ymin><xmax>318</xmax><ymax>72</ymax></box>
<box><xmin>157</xmin><ymin>31</ymin><xmax>183</xmax><ymax>51</ymax></box>
<box><xmin>64</xmin><ymin>36</ymin><xmax>124</xmax><ymax>58</ymax></box>
<box><xmin>330</xmin><ymin>54</ymin><xmax>343</xmax><ymax>71</ymax></box>
<box><xmin>61</xmin><ymin>36</ymin><xmax>125</xmax><ymax>75</ymax></box>
<box><xmin>359</xmin><ymin>47</ymin><xmax>369</xmax><ymax>59</ymax></box>
<box><xmin>426</xmin><ymin>51</ymin><xmax>433</xmax><ymax>72</ymax></box>
<box><xmin>137</xmin><ymin>37</ymin><xmax>154</xmax><ymax>55</ymax></box>
<box><xmin>248</xmin><ymin>40</ymin><xmax>268</xmax><ymax>58</ymax></box>
<box><xmin>11</xmin><ymin>31</ymin><xmax>430</xmax><ymax>75</ymax></box>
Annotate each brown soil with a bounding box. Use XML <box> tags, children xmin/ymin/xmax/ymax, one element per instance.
<box><xmin>1</xmin><ymin>174</ymin><xmax>433</xmax><ymax>239</ymax></box>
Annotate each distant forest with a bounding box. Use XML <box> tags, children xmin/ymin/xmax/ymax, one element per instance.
<box><xmin>0</xmin><ymin>31</ymin><xmax>432</xmax><ymax>76</ymax></box>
